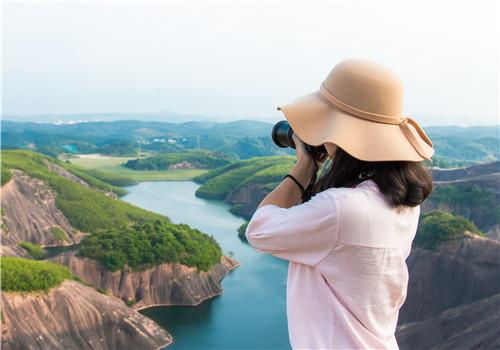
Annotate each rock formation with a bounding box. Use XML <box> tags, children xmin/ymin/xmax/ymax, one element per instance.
<box><xmin>224</xmin><ymin>183</ymin><xmax>268</xmax><ymax>219</ymax></box>
<box><xmin>396</xmin><ymin>293</ymin><xmax>500</xmax><ymax>350</ymax></box>
<box><xmin>0</xmin><ymin>171</ymin><xmax>84</xmax><ymax>247</ymax></box>
<box><xmin>1</xmin><ymin>280</ymin><xmax>172</xmax><ymax>350</ymax></box>
<box><xmin>53</xmin><ymin>253</ymin><xmax>239</xmax><ymax>309</ymax></box>
<box><xmin>396</xmin><ymin>236</ymin><xmax>500</xmax><ymax>348</ymax></box>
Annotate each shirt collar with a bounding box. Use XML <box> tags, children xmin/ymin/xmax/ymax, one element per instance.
<box><xmin>356</xmin><ymin>179</ymin><xmax>380</xmax><ymax>192</ymax></box>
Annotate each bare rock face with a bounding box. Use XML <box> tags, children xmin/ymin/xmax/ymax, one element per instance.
<box><xmin>225</xmin><ymin>183</ymin><xmax>269</xmax><ymax>219</ymax></box>
<box><xmin>54</xmin><ymin>253</ymin><xmax>240</xmax><ymax>309</ymax></box>
<box><xmin>168</xmin><ymin>161</ymin><xmax>203</xmax><ymax>170</ymax></box>
<box><xmin>395</xmin><ymin>237</ymin><xmax>500</xmax><ymax>349</ymax></box>
<box><xmin>399</xmin><ymin>237</ymin><xmax>500</xmax><ymax>324</ymax></box>
<box><xmin>46</xmin><ymin>161</ymin><xmax>90</xmax><ymax>188</ymax></box>
<box><xmin>396</xmin><ymin>293</ymin><xmax>500</xmax><ymax>350</ymax></box>
<box><xmin>1</xmin><ymin>280</ymin><xmax>172</xmax><ymax>350</ymax></box>
<box><xmin>0</xmin><ymin>171</ymin><xmax>84</xmax><ymax>247</ymax></box>
<box><xmin>0</xmin><ymin>245</ymin><xmax>29</xmax><ymax>258</ymax></box>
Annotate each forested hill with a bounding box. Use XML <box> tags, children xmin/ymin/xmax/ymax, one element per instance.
<box><xmin>124</xmin><ymin>150</ymin><xmax>235</xmax><ymax>171</ymax></box>
<box><xmin>1</xmin><ymin>150</ymin><xmax>222</xmax><ymax>272</ymax></box>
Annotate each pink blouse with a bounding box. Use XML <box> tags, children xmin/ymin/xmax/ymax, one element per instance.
<box><xmin>245</xmin><ymin>180</ymin><xmax>420</xmax><ymax>349</ymax></box>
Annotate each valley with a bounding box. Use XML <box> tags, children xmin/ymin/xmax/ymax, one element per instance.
<box><xmin>1</xmin><ymin>121</ymin><xmax>499</xmax><ymax>349</ymax></box>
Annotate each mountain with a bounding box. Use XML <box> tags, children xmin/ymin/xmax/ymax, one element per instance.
<box><xmin>0</xmin><ymin>150</ymin><xmax>238</xmax><ymax>348</ymax></box>
<box><xmin>3</xmin><ymin>120</ymin><xmax>498</xmax><ymax>164</ymax></box>
<box><xmin>1</xmin><ymin>119</ymin><xmax>284</xmax><ymax>159</ymax></box>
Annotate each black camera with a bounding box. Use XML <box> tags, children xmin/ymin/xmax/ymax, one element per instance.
<box><xmin>271</xmin><ymin>120</ymin><xmax>327</xmax><ymax>156</ymax></box>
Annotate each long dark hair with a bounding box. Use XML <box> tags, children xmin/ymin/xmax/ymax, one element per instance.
<box><xmin>312</xmin><ymin>147</ymin><xmax>433</xmax><ymax>207</ymax></box>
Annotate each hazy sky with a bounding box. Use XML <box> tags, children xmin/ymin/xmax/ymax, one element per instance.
<box><xmin>2</xmin><ymin>0</ymin><xmax>499</xmax><ymax>125</ymax></box>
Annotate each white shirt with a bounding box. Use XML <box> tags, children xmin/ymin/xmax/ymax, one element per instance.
<box><xmin>246</xmin><ymin>180</ymin><xmax>420</xmax><ymax>349</ymax></box>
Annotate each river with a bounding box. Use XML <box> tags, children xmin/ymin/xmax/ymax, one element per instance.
<box><xmin>122</xmin><ymin>181</ymin><xmax>290</xmax><ymax>349</ymax></box>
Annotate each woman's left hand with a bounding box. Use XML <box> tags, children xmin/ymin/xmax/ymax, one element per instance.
<box><xmin>290</xmin><ymin>134</ymin><xmax>318</xmax><ymax>187</ymax></box>
<box><xmin>292</xmin><ymin>134</ymin><xmax>314</xmax><ymax>168</ymax></box>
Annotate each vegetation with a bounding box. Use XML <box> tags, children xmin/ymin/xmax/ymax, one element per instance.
<box><xmin>414</xmin><ymin>211</ymin><xmax>484</xmax><ymax>250</ymax></box>
<box><xmin>62</xmin><ymin>161</ymin><xmax>136</xmax><ymax>188</ymax></box>
<box><xmin>50</xmin><ymin>226</ymin><xmax>68</xmax><ymax>242</ymax></box>
<box><xmin>428</xmin><ymin>184</ymin><xmax>500</xmax><ymax>231</ymax></box>
<box><xmin>3</xmin><ymin>120</ymin><xmax>498</xmax><ymax>165</ymax></box>
<box><xmin>124</xmin><ymin>150</ymin><xmax>235</xmax><ymax>171</ymax></box>
<box><xmin>2</xmin><ymin>150</ymin><xmax>224</xmax><ymax>272</ymax></box>
<box><xmin>78</xmin><ymin>221</ymin><xmax>222</xmax><ymax>272</ymax></box>
<box><xmin>19</xmin><ymin>242</ymin><xmax>46</xmax><ymax>259</ymax></box>
<box><xmin>69</xmin><ymin>155</ymin><xmax>208</xmax><ymax>182</ymax></box>
<box><xmin>1</xmin><ymin>257</ymin><xmax>73</xmax><ymax>292</ymax></box>
<box><xmin>237</xmin><ymin>223</ymin><xmax>248</xmax><ymax>243</ymax></box>
<box><xmin>194</xmin><ymin>156</ymin><xmax>295</xmax><ymax>200</ymax></box>
<box><xmin>1</xmin><ymin>151</ymin><xmax>168</xmax><ymax>232</ymax></box>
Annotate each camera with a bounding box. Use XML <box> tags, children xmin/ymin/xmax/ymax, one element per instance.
<box><xmin>271</xmin><ymin>120</ymin><xmax>327</xmax><ymax>156</ymax></box>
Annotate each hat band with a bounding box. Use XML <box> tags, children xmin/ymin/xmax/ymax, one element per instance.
<box><xmin>319</xmin><ymin>83</ymin><xmax>433</xmax><ymax>160</ymax></box>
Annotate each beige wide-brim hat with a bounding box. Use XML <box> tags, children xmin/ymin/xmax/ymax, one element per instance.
<box><xmin>277</xmin><ymin>58</ymin><xmax>434</xmax><ymax>161</ymax></box>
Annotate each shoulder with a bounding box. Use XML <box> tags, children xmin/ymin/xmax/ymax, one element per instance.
<box><xmin>320</xmin><ymin>180</ymin><xmax>420</xmax><ymax>250</ymax></box>
<box><xmin>315</xmin><ymin>180</ymin><xmax>384</xmax><ymax>210</ymax></box>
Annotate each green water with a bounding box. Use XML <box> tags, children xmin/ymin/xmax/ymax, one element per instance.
<box><xmin>122</xmin><ymin>181</ymin><xmax>290</xmax><ymax>349</ymax></box>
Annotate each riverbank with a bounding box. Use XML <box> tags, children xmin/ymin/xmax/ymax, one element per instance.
<box><xmin>122</xmin><ymin>181</ymin><xmax>291</xmax><ymax>349</ymax></box>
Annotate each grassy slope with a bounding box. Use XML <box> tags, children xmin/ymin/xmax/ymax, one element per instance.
<box><xmin>1</xmin><ymin>150</ymin><xmax>222</xmax><ymax>271</ymax></box>
<box><xmin>70</xmin><ymin>156</ymin><xmax>208</xmax><ymax>181</ymax></box>
<box><xmin>194</xmin><ymin>156</ymin><xmax>295</xmax><ymax>200</ymax></box>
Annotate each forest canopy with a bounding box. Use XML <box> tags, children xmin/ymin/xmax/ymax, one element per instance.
<box><xmin>414</xmin><ymin>210</ymin><xmax>484</xmax><ymax>250</ymax></box>
<box><xmin>78</xmin><ymin>221</ymin><xmax>222</xmax><ymax>272</ymax></box>
<box><xmin>2</xmin><ymin>257</ymin><xmax>73</xmax><ymax>292</ymax></box>
<box><xmin>124</xmin><ymin>150</ymin><xmax>235</xmax><ymax>171</ymax></box>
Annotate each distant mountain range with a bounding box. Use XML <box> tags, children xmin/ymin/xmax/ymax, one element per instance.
<box><xmin>2</xmin><ymin>119</ymin><xmax>498</xmax><ymax>166</ymax></box>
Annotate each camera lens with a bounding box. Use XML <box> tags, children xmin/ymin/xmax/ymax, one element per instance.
<box><xmin>271</xmin><ymin>120</ymin><xmax>295</xmax><ymax>149</ymax></box>
<box><xmin>271</xmin><ymin>120</ymin><xmax>327</xmax><ymax>156</ymax></box>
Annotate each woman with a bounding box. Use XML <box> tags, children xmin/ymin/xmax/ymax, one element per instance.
<box><xmin>245</xmin><ymin>58</ymin><xmax>434</xmax><ymax>349</ymax></box>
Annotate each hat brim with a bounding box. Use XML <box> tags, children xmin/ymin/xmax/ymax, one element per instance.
<box><xmin>277</xmin><ymin>91</ymin><xmax>434</xmax><ymax>162</ymax></box>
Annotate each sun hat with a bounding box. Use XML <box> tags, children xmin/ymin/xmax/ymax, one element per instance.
<box><xmin>277</xmin><ymin>58</ymin><xmax>434</xmax><ymax>161</ymax></box>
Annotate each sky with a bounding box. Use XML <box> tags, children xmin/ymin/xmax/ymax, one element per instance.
<box><xmin>2</xmin><ymin>0</ymin><xmax>499</xmax><ymax>125</ymax></box>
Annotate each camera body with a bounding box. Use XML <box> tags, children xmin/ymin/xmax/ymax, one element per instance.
<box><xmin>271</xmin><ymin>120</ymin><xmax>327</xmax><ymax>156</ymax></box>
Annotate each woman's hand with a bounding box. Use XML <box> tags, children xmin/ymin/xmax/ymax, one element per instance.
<box><xmin>290</xmin><ymin>134</ymin><xmax>318</xmax><ymax>189</ymax></box>
<box><xmin>292</xmin><ymin>133</ymin><xmax>315</xmax><ymax>168</ymax></box>
<box><xmin>256</xmin><ymin>134</ymin><xmax>325</xmax><ymax>209</ymax></box>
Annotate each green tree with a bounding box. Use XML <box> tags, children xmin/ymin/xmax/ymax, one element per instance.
<box><xmin>414</xmin><ymin>211</ymin><xmax>484</xmax><ymax>250</ymax></box>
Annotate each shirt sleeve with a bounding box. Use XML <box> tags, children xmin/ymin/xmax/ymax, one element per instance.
<box><xmin>245</xmin><ymin>190</ymin><xmax>340</xmax><ymax>267</ymax></box>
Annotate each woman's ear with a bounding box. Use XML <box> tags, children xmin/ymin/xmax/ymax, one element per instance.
<box><xmin>324</xmin><ymin>142</ymin><xmax>337</xmax><ymax>158</ymax></box>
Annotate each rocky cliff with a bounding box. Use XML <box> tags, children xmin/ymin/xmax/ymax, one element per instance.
<box><xmin>396</xmin><ymin>293</ymin><xmax>500</xmax><ymax>350</ymax></box>
<box><xmin>1</xmin><ymin>280</ymin><xmax>172</xmax><ymax>350</ymax></box>
<box><xmin>399</xmin><ymin>236</ymin><xmax>500</xmax><ymax>323</ymax></box>
<box><xmin>395</xmin><ymin>236</ymin><xmax>500</xmax><ymax>348</ymax></box>
<box><xmin>54</xmin><ymin>253</ymin><xmax>240</xmax><ymax>309</ymax></box>
<box><xmin>0</xmin><ymin>171</ymin><xmax>84</xmax><ymax>247</ymax></box>
<box><xmin>224</xmin><ymin>183</ymin><xmax>269</xmax><ymax>219</ymax></box>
